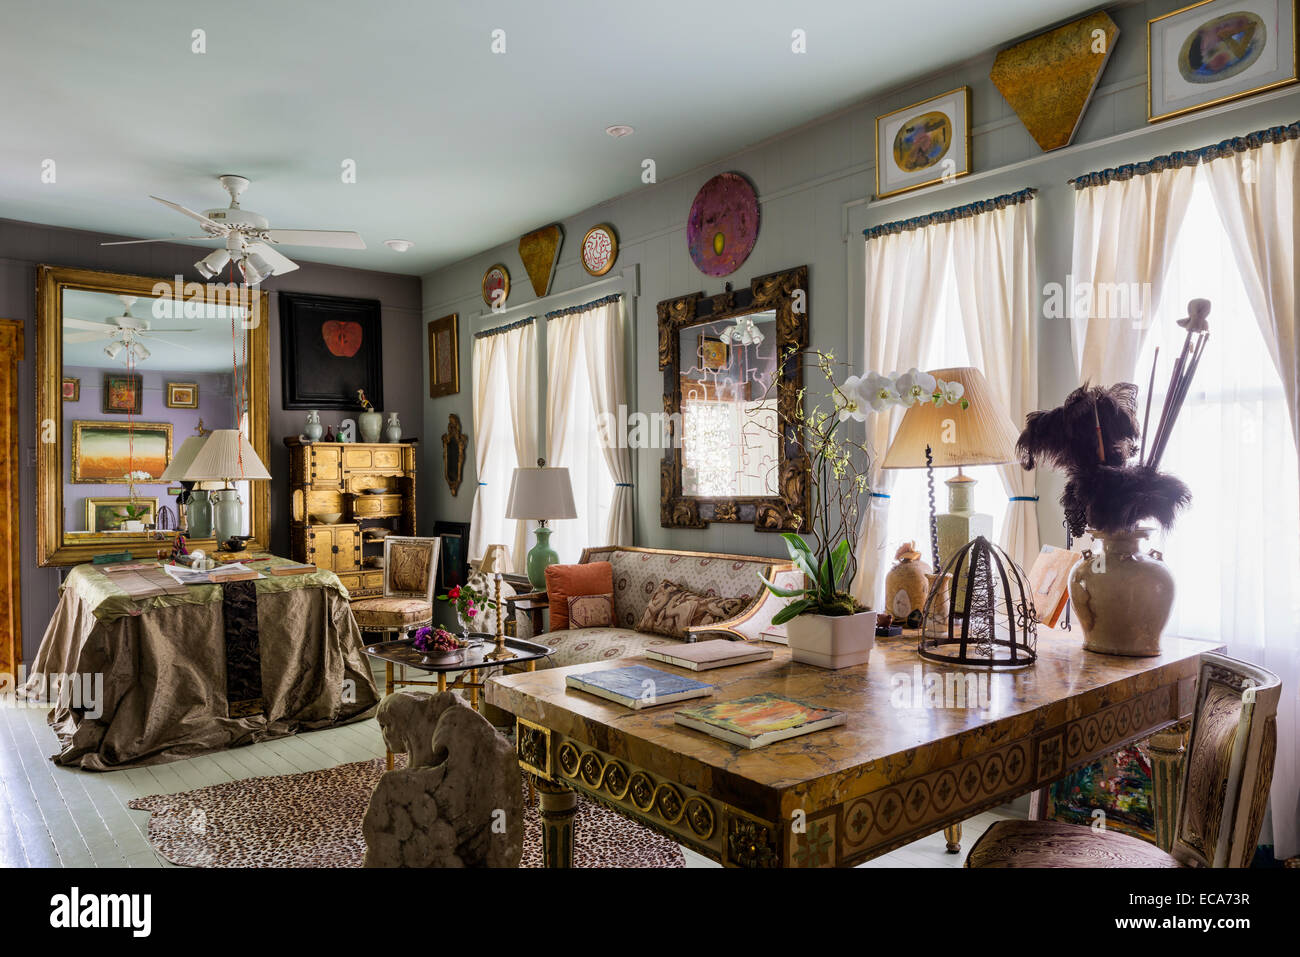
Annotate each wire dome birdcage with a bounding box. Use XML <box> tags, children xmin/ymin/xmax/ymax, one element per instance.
<box><xmin>918</xmin><ymin>536</ymin><xmax>1037</xmax><ymax>668</ymax></box>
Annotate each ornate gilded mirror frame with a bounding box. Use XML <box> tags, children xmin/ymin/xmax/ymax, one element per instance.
<box><xmin>658</xmin><ymin>264</ymin><xmax>809</xmax><ymax>531</ymax></box>
<box><xmin>36</xmin><ymin>265</ymin><xmax>271</xmax><ymax>566</ymax></box>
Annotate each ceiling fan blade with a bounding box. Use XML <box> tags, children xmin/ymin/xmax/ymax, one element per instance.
<box><xmin>64</xmin><ymin>330</ymin><xmax>117</xmax><ymax>343</ymax></box>
<box><xmin>140</xmin><ymin>335</ymin><xmax>196</xmax><ymax>351</ymax></box>
<box><xmin>63</xmin><ymin>317</ymin><xmax>117</xmax><ymax>331</ymax></box>
<box><xmin>150</xmin><ymin>196</ymin><xmax>227</xmax><ymax>234</ymax></box>
<box><xmin>140</xmin><ymin>328</ymin><xmax>203</xmax><ymax>335</ymax></box>
<box><xmin>100</xmin><ymin>236</ymin><xmax>214</xmax><ymax>247</ymax></box>
<box><xmin>263</xmin><ymin>229</ymin><xmax>365</xmax><ymax>250</ymax></box>
<box><xmin>246</xmin><ymin>241</ymin><xmax>299</xmax><ymax>275</ymax></box>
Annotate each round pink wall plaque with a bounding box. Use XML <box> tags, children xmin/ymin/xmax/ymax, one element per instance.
<box><xmin>686</xmin><ymin>172</ymin><xmax>759</xmax><ymax>277</ymax></box>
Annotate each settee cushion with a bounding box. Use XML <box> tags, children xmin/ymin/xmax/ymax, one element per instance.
<box><xmin>541</xmin><ymin>627</ymin><xmax>682</xmax><ymax>670</ymax></box>
<box><xmin>637</xmin><ymin>580</ymin><xmax>748</xmax><ymax>638</ymax></box>
<box><xmin>545</xmin><ymin>562</ymin><xmax>613</xmax><ymax>630</ymax></box>
<box><xmin>608</xmin><ymin>552</ymin><xmax>758</xmax><ymax>629</ymax></box>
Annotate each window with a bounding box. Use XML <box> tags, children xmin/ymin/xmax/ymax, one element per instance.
<box><xmin>1135</xmin><ymin>176</ymin><xmax>1300</xmax><ymax>645</ymax></box>
<box><xmin>885</xmin><ymin>277</ymin><xmax>1008</xmax><ymax>567</ymax></box>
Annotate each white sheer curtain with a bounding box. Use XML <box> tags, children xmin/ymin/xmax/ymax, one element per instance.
<box><xmin>1070</xmin><ymin>164</ymin><xmax>1198</xmax><ymax>383</ymax></box>
<box><xmin>949</xmin><ymin>194</ymin><xmax>1040</xmax><ymax>569</ymax></box>
<box><xmin>467</xmin><ymin>320</ymin><xmax>536</xmax><ymax>568</ymax></box>
<box><xmin>546</xmin><ymin>297</ymin><xmax>625</xmax><ymax>563</ymax></box>
<box><xmin>849</xmin><ymin>223</ymin><xmax>950</xmax><ymax>608</ymax></box>
<box><xmin>1197</xmin><ymin>134</ymin><xmax>1299</xmax><ymax>859</ymax></box>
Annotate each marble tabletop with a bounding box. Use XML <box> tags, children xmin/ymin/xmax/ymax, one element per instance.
<box><xmin>487</xmin><ymin>629</ymin><xmax>1222</xmax><ymax>820</ymax></box>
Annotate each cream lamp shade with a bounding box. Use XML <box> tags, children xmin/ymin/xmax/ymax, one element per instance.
<box><xmin>184</xmin><ymin>429</ymin><xmax>272</xmax><ymax>482</ymax></box>
<box><xmin>159</xmin><ymin>435</ymin><xmax>211</xmax><ymax>482</ymax></box>
<box><xmin>880</xmin><ymin>367</ymin><xmax>1019</xmax><ymax>470</ymax></box>
<box><xmin>504</xmin><ymin>463</ymin><xmax>577</xmax><ymax>520</ymax></box>
<box><xmin>478</xmin><ymin>543</ymin><xmax>511</xmax><ymax>575</ymax></box>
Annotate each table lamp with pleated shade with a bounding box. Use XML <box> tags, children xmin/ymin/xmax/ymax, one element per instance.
<box><xmin>160</xmin><ymin>433</ymin><xmax>219</xmax><ymax>537</ymax></box>
<box><xmin>184</xmin><ymin>429</ymin><xmax>271</xmax><ymax>543</ymax></box>
<box><xmin>505</xmin><ymin>459</ymin><xmax>577</xmax><ymax>589</ymax></box>
<box><xmin>881</xmin><ymin>367</ymin><xmax>1019</xmax><ymax>572</ymax></box>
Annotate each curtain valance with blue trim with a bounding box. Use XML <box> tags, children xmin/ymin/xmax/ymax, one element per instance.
<box><xmin>864</xmin><ymin>187</ymin><xmax>1037</xmax><ymax>241</ymax></box>
<box><xmin>1070</xmin><ymin>120</ymin><xmax>1300</xmax><ymax>189</ymax></box>
<box><xmin>545</xmin><ymin>292</ymin><xmax>623</xmax><ymax>320</ymax></box>
<box><xmin>473</xmin><ymin>316</ymin><xmax>535</xmax><ymax>340</ymax></box>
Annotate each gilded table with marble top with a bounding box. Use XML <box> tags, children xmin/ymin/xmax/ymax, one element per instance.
<box><xmin>486</xmin><ymin>628</ymin><xmax>1223</xmax><ymax>868</ymax></box>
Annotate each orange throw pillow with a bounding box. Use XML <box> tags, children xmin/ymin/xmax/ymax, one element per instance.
<box><xmin>545</xmin><ymin>561</ymin><xmax>614</xmax><ymax>631</ymax></box>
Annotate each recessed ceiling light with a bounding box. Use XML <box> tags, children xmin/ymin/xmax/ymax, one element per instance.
<box><xmin>384</xmin><ymin>239</ymin><xmax>415</xmax><ymax>252</ymax></box>
<box><xmin>605</xmin><ymin>125</ymin><xmax>634</xmax><ymax>138</ymax></box>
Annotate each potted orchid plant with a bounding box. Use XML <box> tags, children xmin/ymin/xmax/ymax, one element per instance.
<box><xmin>758</xmin><ymin>357</ymin><xmax>966</xmax><ymax>668</ymax></box>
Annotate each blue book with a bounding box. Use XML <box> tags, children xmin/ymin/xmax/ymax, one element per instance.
<box><xmin>565</xmin><ymin>665</ymin><xmax>713</xmax><ymax>710</ymax></box>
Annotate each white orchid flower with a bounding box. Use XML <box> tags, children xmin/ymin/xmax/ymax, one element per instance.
<box><xmin>938</xmin><ymin>378</ymin><xmax>965</xmax><ymax>405</ymax></box>
<box><xmin>863</xmin><ymin>372</ymin><xmax>901</xmax><ymax>411</ymax></box>
<box><xmin>837</xmin><ymin>374</ymin><xmax>869</xmax><ymax>422</ymax></box>
<box><xmin>896</xmin><ymin>368</ymin><xmax>936</xmax><ymax>407</ymax></box>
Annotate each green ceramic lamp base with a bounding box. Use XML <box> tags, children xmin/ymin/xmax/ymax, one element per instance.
<box><xmin>526</xmin><ymin>525</ymin><xmax>558</xmax><ymax>591</ymax></box>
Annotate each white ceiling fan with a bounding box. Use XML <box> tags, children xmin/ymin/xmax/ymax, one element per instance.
<box><xmin>64</xmin><ymin>294</ymin><xmax>202</xmax><ymax>363</ymax></box>
<box><xmin>102</xmin><ymin>174</ymin><xmax>366</xmax><ymax>283</ymax></box>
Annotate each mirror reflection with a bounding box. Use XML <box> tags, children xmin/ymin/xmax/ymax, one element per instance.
<box><xmin>61</xmin><ymin>288</ymin><xmax>252</xmax><ymax>538</ymax></box>
<box><xmin>678</xmin><ymin>309</ymin><xmax>779</xmax><ymax>498</ymax></box>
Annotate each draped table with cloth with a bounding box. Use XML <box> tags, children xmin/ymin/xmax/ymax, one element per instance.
<box><xmin>22</xmin><ymin>557</ymin><xmax>379</xmax><ymax>770</ymax></box>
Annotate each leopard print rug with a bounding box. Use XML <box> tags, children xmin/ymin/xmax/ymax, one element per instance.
<box><xmin>128</xmin><ymin>758</ymin><xmax>685</xmax><ymax>868</ymax></box>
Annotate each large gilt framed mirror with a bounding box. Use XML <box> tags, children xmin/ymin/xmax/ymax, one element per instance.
<box><xmin>36</xmin><ymin>266</ymin><xmax>270</xmax><ymax>565</ymax></box>
<box><xmin>658</xmin><ymin>264</ymin><xmax>809</xmax><ymax>531</ymax></box>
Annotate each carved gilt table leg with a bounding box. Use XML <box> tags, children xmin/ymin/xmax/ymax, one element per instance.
<box><xmin>943</xmin><ymin>822</ymin><xmax>962</xmax><ymax>854</ymax></box>
<box><xmin>535</xmin><ymin>777</ymin><xmax>577</xmax><ymax>868</ymax></box>
<box><xmin>1148</xmin><ymin>721</ymin><xmax>1190</xmax><ymax>853</ymax></box>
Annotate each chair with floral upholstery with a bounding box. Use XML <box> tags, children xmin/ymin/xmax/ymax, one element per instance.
<box><xmin>351</xmin><ymin>536</ymin><xmax>440</xmax><ymax>640</ymax></box>
<box><xmin>967</xmin><ymin>652</ymin><xmax>1280</xmax><ymax>868</ymax></box>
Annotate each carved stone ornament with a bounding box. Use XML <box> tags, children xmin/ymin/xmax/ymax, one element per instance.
<box><xmin>657</xmin><ymin>264</ymin><xmax>810</xmax><ymax>531</ymax></box>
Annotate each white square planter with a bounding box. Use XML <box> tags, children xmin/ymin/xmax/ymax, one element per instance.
<box><xmin>785</xmin><ymin>611</ymin><xmax>877</xmax><ymax>669</ymax></box>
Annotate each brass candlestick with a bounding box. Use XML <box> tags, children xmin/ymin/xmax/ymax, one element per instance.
<box><xmin>485</xmin><ymin>571</ymin><xmax>515</xmax><ymax>661</ymax></box>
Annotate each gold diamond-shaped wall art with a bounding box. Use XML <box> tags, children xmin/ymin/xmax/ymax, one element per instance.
<box><xmin>990</xmin><ymin>11</ymin><xmax>1120</xmax><ymax>152</ymax></box>
<box><xmin>518</xmin><ymin>224</ymin><xmax>563</xmax><ymax>298</ymax></box>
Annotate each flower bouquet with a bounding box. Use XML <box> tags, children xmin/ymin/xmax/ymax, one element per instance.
<box><xmin>410</xmin><ymin>624</ymin><xmax>468</xmax><ymax>665</ymax></box>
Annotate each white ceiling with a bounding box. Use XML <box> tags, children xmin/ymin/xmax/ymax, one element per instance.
<box><xmin>1</xmin><ymin>0</ymin><xmax>1100</xmax><ymax>275</ymax></box>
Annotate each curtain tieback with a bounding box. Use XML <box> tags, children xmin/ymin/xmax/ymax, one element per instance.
<box><xmin>615</xmin><ymin>482</ymin><xmax>633</xmax><ymax>488</ymax></box>
<box><xmin>478</xmin><ymin>482</ymin><xmax>487</xmax><ymax>486</ymax></box>
<box><xmin>870</xmin><ymin>492</ymin><xmax>890</xmax><ymax>499</ymax></box>
<box><xmin>1009</xmin><ymin>495</ymin><xmax>1038</xmax><ymax>502</ymax></box>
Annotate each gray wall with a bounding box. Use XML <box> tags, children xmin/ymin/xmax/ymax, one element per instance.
<box><xmin>418</xmin><ymin>0</ymin><xmax>1300</xmax><ymax>565</ymax></box>
<box><xmin>1</xmin><ymin>217</ymin><xmax>422</xmax><ymax>663</ymax></box>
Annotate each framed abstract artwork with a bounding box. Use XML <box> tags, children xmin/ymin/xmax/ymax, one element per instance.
<box><xmin>279</xmin><ymin>291</ymin><xmax>383</xmax><ymax>411</ymax></box>
<box><xmin>427</xmin><ymin>313</ymin><xmax>459</xmax><ymax>399</ymax></box>
<box><xmin>697</xmin><ymin>334</ymin><xmax>730</xmax><ymax>372</ymax></box>
<box><xmin>580</xmin><ymin>224</ymin><xmax>618</xmax><ymax>277</ymax></box>
<box><xmin>1149</xmin><ymin>0</ymin><xmax>1296</xmax><ymax>121</ymax></box>
<box><xmin>481</xmin><ymin>263</ymin><xmax>510</xmax><ymax>309</ymax></box>
<box><xmin>875</xmin><ymin>88</ymin><xmax>971</xmax><ymax>199</ymax></box>
<box><xmin>165</xmin><ymin>381</ymin><xmax>199</xmax><ymax>408</ymax></box>
<box><xmin>71</xmin><ymin>420</ymin><xmax>172</xmax><ymax>483</ymax></box>
<box><xmin>101</xmin><ymin>373</ymin><xmax>142</xmax><ymax>414</ymax></box>
<box><xmin>62</xmin><ymin>377</ymin><xmax>79</xmax><ymax>401</ymax></box>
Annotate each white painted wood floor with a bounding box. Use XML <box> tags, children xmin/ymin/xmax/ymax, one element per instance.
<box><xmin>0</xmin><ymin>666</ymin><xmax>1015</xmax><ymax>869</ymax></box>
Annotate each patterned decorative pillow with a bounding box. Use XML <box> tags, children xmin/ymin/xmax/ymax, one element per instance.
<box><xmin>567</xmin><ymin>593</ymin><xmax>613</xmax><ymax>629</ymax></box>
<box><xmin>636</xmin><ymin>581</ymin><xmax>750</xmax><ymax>639</ymax></box>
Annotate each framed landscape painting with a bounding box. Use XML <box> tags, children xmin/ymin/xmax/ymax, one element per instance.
<box><xmin>279</xmin><ymin>291</ymin><xmax>383</xmax><ymax>411</ymax></box>
<box><xmin>85</xmin><ymin>496</ymin><xmax>159</xmax><ymax>532</ymax></box>
<box><xmin>1149</xmin><ymin>0</ymin><xmax>1297</xmax><ymax>121</ymax></box>
<box><xmin>875</xmin><ymin>87</ymin><xmax>971</xmax><ymax>199</ymax></box>
<box><xmin>71</xmin><ymin>420</ymin><xmax>172</xmax><ymax>483</ymax></box>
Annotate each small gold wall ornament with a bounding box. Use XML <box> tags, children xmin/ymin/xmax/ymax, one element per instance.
<box><xmin>442</xmin><ymin>413</ymin><xmax>468</xmax><ymax>496</ymax></box>
<box><xmin>518</xmin><ymin>224</ymin><xmax>563</xmax><ymax>297</ymax></box>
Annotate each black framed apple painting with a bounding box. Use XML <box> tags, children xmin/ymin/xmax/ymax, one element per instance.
<box><xmin>279</xmin><ymin>291</ymin><xmax>384</xmax><ymax>410</ymax></box>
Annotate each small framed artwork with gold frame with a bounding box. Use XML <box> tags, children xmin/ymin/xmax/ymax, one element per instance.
<box><xmin>1148</xmin><ymin>0</ymin><xmax>1297</xmax><ymax>122</ymax></box>
<box><xmin>428</xmin><ymin>313</ymin><xmax>459</xmax><ymax>398</ymax></box>
<box><xmin>101</xmin><ymin>372</ymin><xmax>142</xmax><ymax>414</ymax></box>
<box><xmin>580</xmin><ymin>224</ymin><xmax>618</xmax><ymax>277</ymax></box>
<box><xmin>166</xmin><ymin>381</ymin><xmax>199</xmax><ymax>408</ymax></box>
<box><xmin>697</xmin><ymin>334</ymin><xmax>730</xmax><ymax>372</ymax></box>
<box><xmin>62</xmin><ymin>377</ymin><xmax>80</xmax><ymax>401</ymax></box>
<box><xmin>875</xmin><ymin>87</ymin><xmax>971</xmax><ymax>199</ymax></box>
<box><xmin>481</xmin><ymin>264</ymin><xmax>510</xmax><ymax>309</ymax></box>
<box><xmin>85</xmin><ymin>496</ymin><xmax>159</xmax><ymax>533</ymax></box>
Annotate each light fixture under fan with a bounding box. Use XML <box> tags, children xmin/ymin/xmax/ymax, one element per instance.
<box><xmin>101</xmin><ymin>174</ymin><xmax>366</xmax><ymax>284</ymax></box>
<box><xmin>64</xmin><ymin>294</ymin><xmax>201</xmax><ymax>364</ymax></box>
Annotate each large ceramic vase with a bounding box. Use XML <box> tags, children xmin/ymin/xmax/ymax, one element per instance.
<box><xmin>1068</xmin><ymin>527</ymin><xmax>1174</xmax><ymax>657</ymax></box>
<box><xmin>785</xmin><ymin>611</ymin><xmax>877</xmax><ymax>669</ymax></box>
<box><xmin>359</xmin><ymin>411</ymin><xmax>383</xmax><ymax>443</ymax></box>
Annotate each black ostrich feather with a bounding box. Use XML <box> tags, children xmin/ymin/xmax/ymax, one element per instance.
<box><xmin>1017</xmin><ymin>383</ymin><xmax>1140</xmax><ymax>473</ymax></box>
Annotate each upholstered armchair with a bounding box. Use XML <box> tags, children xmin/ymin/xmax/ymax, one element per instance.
<box><xmin>351</xmin><ymin>536</ymin><xmax>440</xmax><ymax>638</ymax></box>
<box><xmin>967</xmin><ymin>652</ymin><xmax>1280</xmax><ymax>868</ymax></box>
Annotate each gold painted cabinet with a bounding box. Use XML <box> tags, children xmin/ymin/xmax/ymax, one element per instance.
<box><xmin>284</xmin><ymin>438</ymin><xmax>417</xmax><ymax>600</ymax></box>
